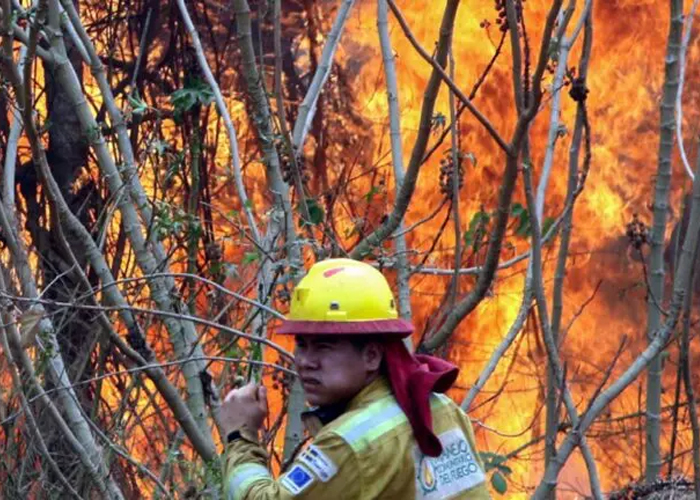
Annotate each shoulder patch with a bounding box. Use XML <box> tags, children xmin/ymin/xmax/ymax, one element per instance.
<box><xmin>298</xmin><ymin>445</ymin><xmax>338</xmax><ymax>482</ymax></box>
<box><xmin>281</xmin><ymin>464</ymin><xmax>315</xmax><ymax>495</ymax></box>
<box><xmin>414</xmin><ymin>428</ymin><xmax>485</xmax><ymax>499</ymax></box>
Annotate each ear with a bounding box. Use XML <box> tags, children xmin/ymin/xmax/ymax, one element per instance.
<box><xmin>362</xmin><ymin>342</ymin><xmax>384</xmax><ymax>372</ymax></box>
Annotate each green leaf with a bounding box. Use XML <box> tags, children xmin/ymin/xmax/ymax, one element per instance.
<box><xmin>542</xmin><ymin>216</ymin><xmax>556</xmax><ymax>237</ymax></box>
<box><xmin>511</xmin><ymin>203</ymin><xmax>531</xmax><ymax>236</ymax></box>
<box><xmin>431</xmin><ymin>112</ymin><xmax>447</xmax><ymax>133</ymax></box>
<box><xmin>491</xmin><ymin>471</ymin><xmax>508</xmax><ymax>495</ymax></box>
<box><xmin>464</xmin><ymin>210</ymin><xmax>491</xmax><ymax>251</ymax></box>
<box><xmin>225</xmin><ymin>345</ymin><xmax>243</xmax><ymax>359</ymax></box>
<box><xmin>242</xmin><ymin>252</ymin><xmax>259</xmax><ymax>265</ymax></box>
<box><xmin>364</xmin><ymin>185</ymin><xmax>381</xmax><ymax>203</ymax></box>
<box><xmin>209</xmin><ymin>261</ymin><xmax>222</xmax><ymax>275</ymax></box>
<box><xmin>127</xmin><ymin>91</ymin><xmax>148</xmax><ymax>115</ymax></box>
<box><xmin>479</xmin><ymin>451</ymin><xmax>509</xmax><ymax>472</ymax></box>
<box><xmin>469</xmin><ymin>210</ymin><xmax>490</xmax><ymax>230</ymax></box>
<box><xmin>250</xmin><ymin>342</ymin><xmax>262</xmax><ymax>361</ymax></box>
<box><xmin>510</xmin><ymin>203</ymin><xmax>525</xmax><ymax>217</ymax></box>
<box><xmin>170</xmin><ymin>78</ymin><xmax>215</xmax><ymax>115</ymax></box>
<box><xmin>464</xmin><ymin>230</ymin><xmax>474</xmax><ymax>248</ymax></box>
<box><xmin>298</xmin><ymin>198</ymin><xmax>324</xmax><ymax>227</ymax></box>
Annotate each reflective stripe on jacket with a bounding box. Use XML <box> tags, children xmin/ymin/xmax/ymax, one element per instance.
<box><xmin>224</xmin><ymin>377</ymin><xmax>491</xmax><ymax>499</ymax></box>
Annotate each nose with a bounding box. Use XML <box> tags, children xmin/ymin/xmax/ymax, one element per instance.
<box><xmin>294</xmin><ymin>349</ymin><xmax>319</xmax><ymax>371</ymax></box>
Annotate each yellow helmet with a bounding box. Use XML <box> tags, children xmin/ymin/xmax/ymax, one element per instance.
<box><xmin>277</xmin><ymin>258</ymin><xmax>413</xmax><ymax>337</ymax></box>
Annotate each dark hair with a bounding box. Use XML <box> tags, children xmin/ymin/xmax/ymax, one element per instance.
<box><xmin>348</xmin><ymin>335</ymin><xmax>383</xmax><ymax>351</ymax></box>
<box><xmin>348</xmin><ymin>336</ymin><xmax>387</xmax><ymax>375</ymax></box>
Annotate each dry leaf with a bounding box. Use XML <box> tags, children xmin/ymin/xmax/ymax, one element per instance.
<box><xmin>19</xmin><ymin>308</ymin><xmax>43</xmax><ymax>349</ymax></box>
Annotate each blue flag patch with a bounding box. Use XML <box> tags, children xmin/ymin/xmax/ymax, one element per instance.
<box><xmin>281</xmin><ymin>464</ymin><xmax>314</xmax><ymax>495</ymax></box>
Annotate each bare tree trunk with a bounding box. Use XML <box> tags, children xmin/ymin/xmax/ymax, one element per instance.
<box><xmin>533</xmin><ymin>112</ymin><xmax>700</xmax><ymax>498</ymax></box>
<box><xmin>231</xmin><ymin>0</ymin><xmax>301</xmax><ymax>351</ymax></box>
<box><xmin>644</xmin><ymin>0</ymin><xmax>683</xmax><ymax>481</ymax></box>
<box><xmin>58</xmin><ymin>0</ymin><xmax>218</xmax><ymax>443</ymax></box>
<box><xmin>523</xmin><ymin>162</ymin><xmax>602</xmax><ymax>499</ymax></box>
<box><xmin>680</xmin><ymin>249</ymin><xmax>700</xmax><ymax>499</ymax></box>
<box><xmin>351</xmin><ymin>0</ymin><xmax>462</xmax><ymax>263</ymax></box>
<box><xmin>0</xmin><ymin>4</ymin><xmax>124</xmax><ymax>496</ymax></box>
<box><xmin>230</xmin><ymin>0</ymin><xmax>306</xmax><ymax>460</ymax></box>
<box><xmin>377</xmin><ymin>0</ymin><xmax>413</xmax><ymax>347</ymax></box>
<box><xmin>422</xmin><ymin>0</ymin><xmax>564</xmax><ymax>350</ymax></box>
<box><xmin>678</xmin><ymin>158</ymin><xmax>700</xmax><ymax>497</ymax></box>
<box><xmin>0</xmin><ymin>287</ymin><xmax>82</xmax><ymax>499</ymax></box>
<box><xmin>542</xmin><ymin>0</ymin><xmax>592</xmax><ymax>486</ymax></box>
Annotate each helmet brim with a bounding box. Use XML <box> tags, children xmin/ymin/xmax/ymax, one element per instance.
<box><xmin>277</xmin><ymin>318</ymin><xmax>414</xmax><ymax>337</ymax></box>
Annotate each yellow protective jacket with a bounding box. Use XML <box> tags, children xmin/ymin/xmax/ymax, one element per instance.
<box><xmin>223</xmin><ymin>377</ymin><xmax>491</xmax><ymax>499</ymax></box>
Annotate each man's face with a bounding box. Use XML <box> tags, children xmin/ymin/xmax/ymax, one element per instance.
<box><xmin>294</xmin><ymin>335</ymin><xmax>381</xmax><ymax>407</ymax></box>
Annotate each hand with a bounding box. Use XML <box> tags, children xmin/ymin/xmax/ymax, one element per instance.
<box><xmin>220</xmin><ymin>382</ymin><xmax>268</xmax><ymax>436</ymax></box>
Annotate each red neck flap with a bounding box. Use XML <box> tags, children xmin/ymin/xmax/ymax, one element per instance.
<box><xmin>384</xmin><ymin>340</ymin><xmax>459</xmax><ymax>457</ymax></box>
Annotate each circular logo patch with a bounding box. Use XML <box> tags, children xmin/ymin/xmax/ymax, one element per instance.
<box><xmin>417</xmin><ymin>456</ymin><xmax>437</xmax><ymax>494</ymax></box>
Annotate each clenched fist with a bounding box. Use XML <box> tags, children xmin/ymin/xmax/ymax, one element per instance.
<box><xmin>220</xmin><ymin>382</ymin><xmax>269</xmax><ymax>438</ymax></box>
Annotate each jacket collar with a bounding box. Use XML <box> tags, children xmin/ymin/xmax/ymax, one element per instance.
<box><xmin>345</xmin><ymin>375</ymin><xmax>392</xmax><ymax>412</ymax></box>
<box><xmin>301</xmin><ymin>376</ymin><xmax>391</xmax><ymax>436</ymax></box>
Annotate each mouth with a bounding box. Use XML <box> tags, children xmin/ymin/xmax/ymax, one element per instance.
<box><xmin>300</xmin><ymin>377</ymin><xmax>321</xmax><ymax>388</ymax></box>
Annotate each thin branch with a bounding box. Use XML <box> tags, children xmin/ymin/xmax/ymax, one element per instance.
<box><xmin>0</xmin><ymin>293</ymin><xmax>295</xmax><ymax>360</ymax></box>
<box><xmin>349</xmin><ymin>0</ymin><xmax>461</xmax><ymax>260</ymax></box>
<box><xmin>461</xmin><ymin>287</ymin><xmax>532</xmax><ymax>411</ymax></box>
<box><xmin>4</xmin><ymin>18</ymin><xmax>219</xmax><ymax>461</ymax></box>
<box><xmin>174</xmin><ymin>0</ymin><xmax>261</xmax><ymax>244</ymax></box>
<box><xmin>522</xmin><ymin>163</ymin><xmax>603</xmax><ymax>499</ymax></box>
<box><xmin>536</xmin><ymin>0</ymin><xmax>591</xmax><ymax>222</ymax></box>
<box><xmin>1</xmin><ymin>43</ymin><xmax>27</xmax><ymax>208</ymax></box>
<box><xmin>676</xmin><ymin>0</ymin><xmax>700</xmax><ymax>180</ymax></box>
<box><xmin>0</xmin><ymin>271</ymin><xmax>115</xmax><ymax>498</ymax></box>
<box><xmin>231</xmin><ymin>0</ymin><xmax>299</xmax><ymax>263</ymax></box>
<box><xmin>421</xmin><ymin>0</ymin><xmax>565</xmax><ymax>351</ymax></box>
<box><xmin>386</xmin><ymin>0</ymin><xmax>509</xmax><ymax>153</ymax></box>
<box><xmin>292</xmin><ymin>0</ymin><xmax>356</xmax><ymax>153</ymax></box>
<box><xmin>273</xmin><ymin>0</ymin><xmax>311</xmax><ymax>227</ymax></box>
<box><xmin>84</xmin><ymin>417</ymin><xmax>173</xmax><ymax>500</ymax></box>
<box><xmin>543</xmin><ymin>1</ymin><xmax>592</xmax><ymax>487</ymax></box>
<box><xmin>77</xmin><ymin>272</ymin><xmax>285</xmax><ymax>319</ymax></box>
<box><xmin>0</xmin><ymin>324</ymin><xmax>82</xmax><ymax>499</ymax></box>
<box><xmin>533</xmin><ymin>80</ymin><xmax>700</xmax><ymax>496</ymax></box>
<box><xmin>505</xmin><ymin>0</ymin><xmax>524</xmax><ymax>113</ymax></box>
<box><xmin>680</xmin><ymin>158</ymin><xmax>700</xmax><ymax>498</ymax></box>
<box><xmin>420</xmin><ymin>30</ymin><xmax>507</xmax><ymax>167</ymax></box>
<box><xmin>447</xmin><ymin>45</ymin><xmax>462</xmax><ymax>309</ymax></box>
<box><xmin>1</xmin><ymin>356</ymin><xmax>297</xmax><ymax>414</ymax></box>
<box><xmin>61</xmin><ymin>0</ymin><xmax>220</xmax><ymax>438</ymax></box>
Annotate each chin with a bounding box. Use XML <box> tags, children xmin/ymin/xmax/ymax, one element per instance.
<box><xmin>304</xmin><ymin>391</ymin><xmax>341</xmax><ymax>407</ymax></box>
<box><xmin>306</xmin><ymin>395</ymin><xmax>331</xmax><ymax>407</ymax></box>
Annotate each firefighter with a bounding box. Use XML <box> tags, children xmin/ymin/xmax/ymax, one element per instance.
<box><xmin>221</xmin><ymin>258</ymin><xmax>491</xmax><ymax>499</ymax></box>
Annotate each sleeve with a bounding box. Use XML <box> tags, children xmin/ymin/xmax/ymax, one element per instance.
<box><xmin>223</xmin><ymin>432</ymin><xmax>361</xmax><ymax>500</ymax></box>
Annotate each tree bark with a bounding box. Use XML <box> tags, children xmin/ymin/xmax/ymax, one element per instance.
<box><xmin>644</xmin><ymin>0</ymin><xmax>683</xmax><ymax>481</ymax></box>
